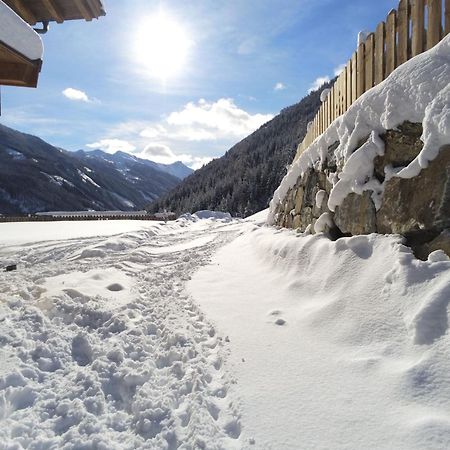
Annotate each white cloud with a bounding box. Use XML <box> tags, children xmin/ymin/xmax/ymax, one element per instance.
<box><xmin>87</xmin><ymin>98</ymin><xmax>273</xmax><ymax>169</ymax></box>
<box><xmin>308</xmin><ymin>76</ymin><xmax>330</xmax><ymax>93</ymax></box>
<box><xmin>274</xmin><ymin>82</ymin><xmax>286</xmax><ymax>91</ymax></box>
<box><xmin>86</xmin><ymin>139</ymin><xmax>136</xmax><ymax>154</ymax></box>
<box><xmin>334</xmin><ymin>63</ymin><xmax>346</xmax><ymax>76</ymax></box>
<box><xmin>166</xmin><ymin>98</ymin><xmax>273</xmax><ymax>140</ymax></box>
<box><xmin>62</xmin><ymin>88</ymin><xmax>90</xmax><ymax>102</ymax></box>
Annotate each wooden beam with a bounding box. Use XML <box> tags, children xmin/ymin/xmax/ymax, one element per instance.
<box><xmin>41</xmin><ymin>0</ymin><xmax>65</xmax><ymax>23</ymax></box>
<box><xmin>73</xmin><ymin>0</ymin><xmax>93</xmax><ymax>21</ymax></box>
<box><xmin>8</xmin><ymin>0</ymin><xmax>37</xmax><ymax>25</ymax></box>
<box><xmin>86</xmin><ymin>0</ymin><xmax>102</xmax><ymax>17</ymax></box>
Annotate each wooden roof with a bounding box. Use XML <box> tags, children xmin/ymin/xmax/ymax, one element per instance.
<box><xmin>0</xmin><ymin>41</ymin><xmax>41</xmax><ymax>87</ymax></box>
<box><xmin>3</xmin><ymin>0</ymin><xmax>105</xmax><ymax>25</ymax></box>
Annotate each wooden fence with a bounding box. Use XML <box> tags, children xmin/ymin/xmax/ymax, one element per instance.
<box><xmin>295</xmin><ymin>0</ymin><xmax>450</xmax><ymax>159</ymax></box>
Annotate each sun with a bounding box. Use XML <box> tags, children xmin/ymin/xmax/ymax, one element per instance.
<box><xmin>134</xmin><ymin>11</ymin><xmax>191</xmax><ymax>81</ymax></box>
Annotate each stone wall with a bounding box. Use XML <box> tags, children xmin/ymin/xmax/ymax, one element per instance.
<box><xmin>273</xmin><ymin>122</ymin><xmax>450</xmax><ymax>259</ymax></box>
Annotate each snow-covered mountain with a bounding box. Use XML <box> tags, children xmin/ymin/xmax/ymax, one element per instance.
<box><xmin>77</xmin><ymin>149</ymin><xmax>193</xmax><ymax>180</ymax></box>
<box><xmin>0</xmin><ymin>124</ymin><xmax>191</xmax><ymax>214</ymax></box>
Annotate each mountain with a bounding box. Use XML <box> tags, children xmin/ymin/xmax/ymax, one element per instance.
<box><xmin>147</xmin><ymin>82</ymin><xmax>332</xmax><ymax>217</ymax></box>
<box><xmin>78</xmin><ymin>150</ymin><xmax>193</xmax><ymax>180</ymax></box>
<box><xmin>0</xmin><ymin>124</ymin><xmax>185</xmax><ymax>214</ymax></box>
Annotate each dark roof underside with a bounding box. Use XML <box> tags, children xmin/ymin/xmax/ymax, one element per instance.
<box><xmin>3</xmin><ymin>0</ymin><xmax>105</xmax><ymax>25</ymax></box>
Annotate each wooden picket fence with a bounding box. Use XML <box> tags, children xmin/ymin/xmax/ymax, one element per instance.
<box><xmin>295</xmin><ymin>0</ymin><xmax>450</xmax><ymax>159</ymax></box>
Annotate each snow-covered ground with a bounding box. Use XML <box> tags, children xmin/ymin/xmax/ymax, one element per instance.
<box><xmin>1</xmin><ymin>213</ymin><xmax>450</xmax><ymax>449</ymax></box>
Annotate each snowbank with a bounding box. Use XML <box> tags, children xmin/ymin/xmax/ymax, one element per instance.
<box><xmin>268</xmin><ymin>35</ymin><xmax>450</xmax><ymax>223</ymax></box>
<box><xmin>0</xmin><ymin>2</ymin><xmax>43</xmax><ymax>60</ymax></box>
<box><xmin>189</xmin><ymin>225</ymin><xmax>450</xmax><ymax>449</ymax></box>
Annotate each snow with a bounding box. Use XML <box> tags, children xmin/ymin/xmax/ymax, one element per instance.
<box><xmin>357</xmin><ymin>30</ymin><xmax>371</xmax><ymax>46</ymax></box>
<box><xmin>1</xmin><ymin>213</ymin><xmax>450</xmax><ymax>448</ymax></box>
<box><xmin>189</xmin><ymin>222</ymin><xmax>450</xmax><ymax>449</ymax></box>
<box><xmin>0</xmin><ymin>1</ymin><xmax>43</xmax><ymax>60</ymax></box>
<box><xmin>77</xmin><ymin>169</ymin><xmax>101</xmax><ymax>188</ymax></box>
<box><xmin>320</xmin><ymin>88</ymin><xmax>330</xmax><ymax>102</ymax></box>
<box><xmin>5</xmin><ymin>148</ymin><xmax>26</xmax><ymax>161</ymax></box>
<box><xmin>0</xmin><ymin>220</ymin><xmax>156</xmax><ymax>245</ymax></box>
<box><xmin>268</xmin><ymin>35</ymin><xmax>450</xmax><ymax>223</ymax></box>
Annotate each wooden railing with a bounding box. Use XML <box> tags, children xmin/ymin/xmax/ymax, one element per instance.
<box><xmin>295</xmin><ymin>0</ymin><xmax>450</xmax><ymax>159</ymax></box>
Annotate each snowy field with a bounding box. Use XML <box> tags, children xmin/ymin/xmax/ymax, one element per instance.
<box><xmin>1</xmin><ymin>213</ymin><xmax>450</xmax><ymax>449</ymax></box>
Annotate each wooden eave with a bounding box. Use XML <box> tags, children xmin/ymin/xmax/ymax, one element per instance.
<box><xmin>0</xmin><ymin>40</ymin><xmax>42</xmax><ymax>87</ymax></box>
<box><xmin>3</xmin><ymin>0</ymin><xmax>105</xmax><ymax>25</ymax></box>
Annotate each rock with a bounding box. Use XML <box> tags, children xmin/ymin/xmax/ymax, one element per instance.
<box><xmin>294</xmin><ymin>186</ymin><xmax>304</xmax><ymax>214</ymax></box>
<box><xmin>292</xmin><ymin>214</ymin><xmax>302</xmax><ymax>229</ymax></box>
<box><xmin>377</xmin><ymin>145</ymin><xmax>450</xmax><ymax>234</ymax></box>
<box><xmin>413</xmin><ymin>229</ymin><xmax>450</xmax><ymax>260</ymax></box>
<box><xmin>334</xmin><ymin>191</ymin><xmax>377</xmax><ymax>235</ymax></box>
<box><xmin>375</xmin><ymin>122</ymin><xmax>423</xmax><ymax>180</ymax></box>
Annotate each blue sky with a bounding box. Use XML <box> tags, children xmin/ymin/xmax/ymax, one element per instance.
<box><xmin>1</xmin><ymin>0</ymin><xmax>398</xmax><ymax>169</ymax></box>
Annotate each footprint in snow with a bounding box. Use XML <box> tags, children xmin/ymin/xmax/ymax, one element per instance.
<box><xmin>107</xmin><ymin>283</ymin><xmax>124</xmax><ymax>292</ymax></box>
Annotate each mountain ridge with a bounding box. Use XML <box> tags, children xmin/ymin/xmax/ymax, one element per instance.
<box><xmin>0</xmin><ymin>124</ymin><xmax>188</xmax><ymax>214</ymax></box>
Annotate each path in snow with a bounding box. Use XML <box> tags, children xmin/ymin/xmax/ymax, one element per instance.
<box><xmin>0</xmin><ymin>217</ymin><xmax>243</xmax><ymax>449</ymax></box>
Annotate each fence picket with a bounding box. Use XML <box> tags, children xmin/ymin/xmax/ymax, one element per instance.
<box><xmin>346</xmin><ymin>60</ymin><xmax>352</xmax><ymax>110</ymax></box>
<box><xmin>427</xmin><ymin>0</ymin><xmax>442</xmax><ymax>49</ymax></box>
<box><xmin>374</xmin><ymin>21</ymin><xmax>385</xmax><ymax>84</ymax></box>
<box><xmin>385</xmin><ymin>9</ymin><xmax>397</xmax><ymax>76</ymax></box>
<box><xmin>364</xmin><ymin>33</ymin><xmax>375</xmax><ymax>89</ymax></box>
<box><xmin>397</xmin><ymin>0</ymin><xmax>410</xmax><ymax>64</ymax></box>
<box><xmin>357</xmin><ymin>43</ymin><xmax>365</xmax><ymax>97</ymax></box>
<box><xmin>446</xmin><ymin>0</ymin><xmax>450</xmax><ymax>35</ymax></box>
<box><xmin>412</xmin><ymin>0</ymin><xmax>425</xmax><ymax>56</ymax></box>
<box><xmin>351</xmin><ymin>52</ymin><xmax>357</xmax><ymax>103</ymax></box>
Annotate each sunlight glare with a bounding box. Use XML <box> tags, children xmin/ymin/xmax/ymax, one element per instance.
<box><xmin>134</xmin><ymin>11</ymin><xmax>191</xmax><ymax>81</ymax></box>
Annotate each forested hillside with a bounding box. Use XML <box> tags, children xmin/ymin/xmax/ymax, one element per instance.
<box><xmin>148</xmin><ymin>82</ymin><xmax>332</xmax><ymax>217</ymax></box>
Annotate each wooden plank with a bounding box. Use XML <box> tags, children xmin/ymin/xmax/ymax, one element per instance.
<box><xmin>73</xmin><ymin>0</ymin><xmax>94</xmax><ymax>21</ymax></box>
<box><xmin>385</xmin><ymin>9</ymin><xmax>397</xmax><ymax>76</ymax></box>
<box><xmin>340</xmin><ymin>66</ymin><xmax>346</xmax><ymax>112</ymax></box>
<box><xmin>356</xmin><ymin>42</ymin><xmax>365</xmax><ymax>97</ymax></box>
<box><xmin>41</xmin><ymin>0</ymin><xmax>64</xmax><ymax>23</ymax></box>
<box><xmin>412</xmin><ymin>0</ymin><xmax>425</xmax><ymax>56</ymax></box>
<box><xmin>446</xmin><ymin>0</ymin><xmax>450</xmax><ymax>35</ymax></box>
<box><xmin>427</xmin><ymin>0</ymin><xmax>442</xmax><ymax>49</ymax></box>
<box><xmin>397</xmin><ymin>0</ymin><xmax>410</xmax><ymax>64</ymax></box>
<box><xmin>330</xmin><ymin>85</ymin><xmax>335</xmax><ymax>122</ymax></box>
<box><xmin>365</xmin><ymin>33</ymin><xmax>374</xmax><ymax>89</ymax></box>
<box><xmin>341</xmin><ymin>72</ymin><xmax>346</xmax><ymax>114</ymax></box>
<box><xmin>319</xmin><ymin>107</ymin><xmax>322</xmax><ymax>135</ymax></box>
<box><xmin>334</xmin><ymin>78</ymin><xmax>339</xmax><ymax>119</ymax></box>
<box><xmin>346</xmin><ymin>60</ymin><xmax>352</xmax><ymax>110</ymax></box>
<box><xmin>86</xmin><ymin>0</ymin><xmax>102</xmax><ymax>17</ymax></box>
<box><xmin>328</xmin><ymin>87</ymin><xmax>332</xmax><ymax>124</ymax></box>
<box><xmin>374</xmin><ymin>21</ymin><xmax>385</xmax><ymax>85</ymax></box>
<box><xmin>351</xmin><ymin>51</ymin><xmax>357</xmax><ymax>103</ymax></box>
<box><xmin>9</xmin><ymin>0</ymin><xmax>37</xmax><ymax>24</ymax></box>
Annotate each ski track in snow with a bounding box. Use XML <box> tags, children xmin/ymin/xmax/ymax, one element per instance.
<box><xmin>0</xmin><ymin>218</ymin><xmax>243</xmax><ymax>449</ymax></box>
